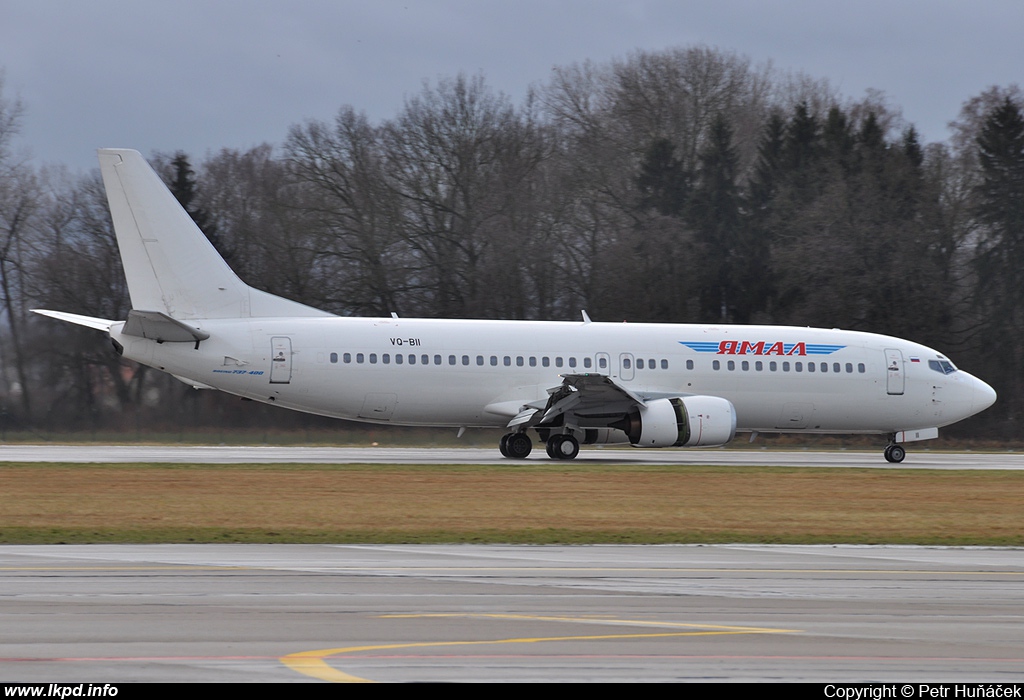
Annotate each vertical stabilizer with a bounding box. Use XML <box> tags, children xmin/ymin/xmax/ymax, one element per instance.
<box><xmin>97</xmin><ymin>148</ymin><xmax>331</xmax><ymax>320</ymax></box>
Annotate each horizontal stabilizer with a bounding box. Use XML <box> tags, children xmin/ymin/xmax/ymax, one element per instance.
<box><xmin>32</xmin><ymin>309</ymin><xmax>114</xmax><ymax>332</ymax></box>
<box><xmin>122</xmin><ymin>310</ymin><xmax>210</xmax><ymax>343</ymax></box>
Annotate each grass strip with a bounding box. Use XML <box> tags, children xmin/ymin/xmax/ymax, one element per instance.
<box><xmin>2</xmin><ymin>462</ymin><xmax>1021</xmax><ymax>545</ymax></box>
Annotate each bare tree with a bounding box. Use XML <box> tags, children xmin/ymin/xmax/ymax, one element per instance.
<box><xmin>0</xmin><ymin>74</ymin><xmax>37</xmax><ymax>418</ymax></box>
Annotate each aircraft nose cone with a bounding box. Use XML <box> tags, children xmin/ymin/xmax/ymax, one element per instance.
<box><xmin>974</xmin><ymin>377</ymin><xmax>997</xmax><ymax>413</ymax></box>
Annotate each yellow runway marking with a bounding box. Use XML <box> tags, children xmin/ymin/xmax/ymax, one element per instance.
<box><xmin>382</xmin><ymin>613</ymin><xmax>799</xmax><ymax>634</ymax></box>
<box><xmin>280</xmin><ymin>613</ymin><xmax>801</xmax><ymax>683</ymax></box>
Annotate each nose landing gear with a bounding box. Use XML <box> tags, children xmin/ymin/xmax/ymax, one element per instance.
<box><xmin>883</xmin><ymin>443</ymin><xmax>906</xmax><ymax>463</ymax></box>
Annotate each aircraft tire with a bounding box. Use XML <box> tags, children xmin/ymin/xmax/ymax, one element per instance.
<box><xmin>885</xmin><ymin>444</ymin><xmax>906</xmax><ymax>463</ymax></box>
<box><xmin>547</xmin><ymin>434</ymin><xmax>580</xmax><ymax>460</ymax></box>
<box><xmin>505</xmin><ymin>432</ymin><xmax>533</xmax><ymax>459</ymax></box>
<box><xmin>499</xmin><ymin>433</ymin><xmax>511</xmax><ymax>458</ymax></box>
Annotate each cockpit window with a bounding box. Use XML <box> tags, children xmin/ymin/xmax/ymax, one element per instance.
<box><xmin>928</xmin><ymin>359</ymin><xmax>957</xmax><ymax>375</ymax></box>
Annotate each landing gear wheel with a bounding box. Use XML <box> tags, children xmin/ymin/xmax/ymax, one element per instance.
<box><xmin>499</xmin><ymin>433</ymin><xmax>511</xmax><ymax>458</ymax></box>
<box><xmin>546</xmin><ymin>434</ymin><xmax>580</xmax><ymax>460</ymax></box>
<box><xmin>504</xmin><ymin>432</ymin><xmax>533</xmax><ymax>459</ymax></box>
<box><xmin>884</xmin><ymin>444</ymin><xmax>906</xmax><ymax>463</ymax></box>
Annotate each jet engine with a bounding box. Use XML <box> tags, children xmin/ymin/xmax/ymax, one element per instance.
<box><xmin>612</xmin><ymin>396</ymin><xmax>737</xmax><ymax>448</ymax></box>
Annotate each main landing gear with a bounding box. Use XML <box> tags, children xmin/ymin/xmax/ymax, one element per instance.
<box><xmin>499</xmin><ymin>432</ymin><xmax>580</xmax><ymax>460</ymax></box>
<box><xmin>545</xmin><ymin>433</ymin><xmax>579</xmax><ymax>460</ymax></box>
<box><xmin>499</xmin><ymin>432</ymin><xmax>533</xmax><ymax>459</ymax></box>
<box><xmin>883</xmin><ymin>442</ymin><xmax>906</xmax><ymax>463</ymax></box>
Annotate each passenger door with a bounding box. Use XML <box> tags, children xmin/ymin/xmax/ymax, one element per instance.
<box><xmin>884</xmin><ymin>348</ymin><xmax>904</xmax><ymax>395</ymax></box>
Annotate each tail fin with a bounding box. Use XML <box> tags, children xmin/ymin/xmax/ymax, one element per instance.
<box><xmin>98</xmin><ymin>148</ymin><xmax>331</xmax><ymax>320</ymax></box>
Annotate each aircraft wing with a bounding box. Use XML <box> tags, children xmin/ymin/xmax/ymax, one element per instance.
<box><xmin>507</xmin><ymin>373</ymin><xmax>655</xmax><ymax>429</ymax></box>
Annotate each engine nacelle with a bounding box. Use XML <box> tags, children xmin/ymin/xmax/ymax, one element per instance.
<box><xmin>613</xmin><ymin>396</ymin><xmax>737</xmax><ymax>448</ymax></box>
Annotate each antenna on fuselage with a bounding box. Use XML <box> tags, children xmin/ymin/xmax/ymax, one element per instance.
<box><xmin>581</xmin><ymin>310</ymin><xmax>592</xmax><ymax>324</ymax></box>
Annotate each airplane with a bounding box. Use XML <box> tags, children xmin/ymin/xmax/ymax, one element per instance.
<box><xmin>34</xmin><ymin>149</ymin><xmax>997</xmax><ymax>463</ymax></box>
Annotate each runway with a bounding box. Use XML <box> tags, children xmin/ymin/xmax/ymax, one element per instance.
<box><xmin>3</xmin><ymin>447</ymin><xmax>1023</xmax><ymax>682</ymax></box>
<box><xmin>2</xmin><ymin>444</ymin><xmax>1023</xmax><ymax>469</ymax></box>
<box><xmin>2</xmin><ymin>544</ymin><xmax>1024</xmax><ymax>683</ymax></box>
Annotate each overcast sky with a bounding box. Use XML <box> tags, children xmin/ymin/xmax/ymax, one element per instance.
<box><xmin>2</xmin><ymin>0</ymin><xmax>1022</xmax><ymax>172</ymax></box>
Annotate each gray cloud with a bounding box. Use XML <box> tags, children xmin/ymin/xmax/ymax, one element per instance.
<box><xmin>2</xmin><ymin>0</ymin><xmax>1022</xmax><ymax>170</ymax></box>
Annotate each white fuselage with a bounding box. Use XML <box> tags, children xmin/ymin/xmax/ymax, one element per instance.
<box><xmin>110</xmin><ymin>317</ymin><xmax>995</xmax><ymax>436</ymax></box>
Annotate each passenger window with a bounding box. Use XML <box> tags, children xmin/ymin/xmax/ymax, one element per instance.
<box><xmin>770</xmin><ymin>361</ymin><xmax>777</xmax><ymax>371</ymax></box>
<box><xmin>476</xmin><ymin>355</ymin><xmax>484</xmax><ymax>366</ymax></box>
<box><xmin>858</xmin><ymin>363</ymin><xmax>866</xmax><ymax>373</ymax></box>
<box><xmin>383</xmin><ymin>353</ymin><xmax>391</xmax><ymax>364</ymax></box>
<box><xmin>833</xmin><ymin>363</ymin><xmax>840</xmax><ymax>373</ymax></box>
<box><xmin>369</xmin><ymin>353</ymin><xmax>377</xmax><ymax>364</ymax></box>
<box><xmin>782</xmin><ymin>362</ymin><xmax>790</xmax><ymax>371</ymax></box>
<box><xmin>554</xmin><ymin>357</ymin><xmax>562</xmax><ymax>368</ymax></box>
<box><xmin>741</xmin><ymin>361</ymin><xmax>749</xmax><ymax>371</ymax></box>
<box><xmin>330</xmin><ymin>352</ymin><xmax>338</xmax><ymax>363</ymax></box>
<box><xmin>583</xmin><ymin>358</ymin><xmax>591</xmax><ymax>369</ymax></box>
<box><xmin>845</xmin><ymin>363</ymin><xmax>853</xmax><ymax>373</ymax></box>
<box><xmin>795</xmin><ymin>362</ymin><xmax>802</xmax><ymax>372</ymax></box>
<box><xmin>434</xmin><ymin>355</ymin><xmax>441</xmax><ymax>365</ymax></box>
<box><xmin>598</xmin><ymin>357</ymin><xmax>607</xmax><ymax>369</ymax></box>
<box><xmin>713</xmin><ymin>360</ymin><xmax>721</xmax><ymax>370</ymax></box>
<box><xmin>808</xmin><ymin>362</ymin><xmax>815</xmax><ymax>373</ymax></box>
<box><xmin>461</xmin><ymin>355</ymin><xmax>469</xmax><ymax>366</ymax></box>
<box><xmin>755</xmin><ymin>361</ymin><xmax>763</xmax><ymax>371</ymax></box>
<box><xmin>661</xmin><ymin>359</ymin><xmax>668</xmax><ymax>369</ymax></box>
<box><xmin>408</xmin><ymin>354</ymin><xmax>415</xmax><ymax>365</ymax></box>
<box><xmin>686</xmin><ymin>359</ymin><xmax>693</xmax><ymax>370</ymax></box>
<box><xmin>623</xmin><ymin>358</ymin><xmax>631</xmax><ymax>370</ymax></box>
<box><xmin>395</xmin><ymin>354</ymin><xmax>402</xmax><ymax>364</ymax></box>
<box><xmin>490</xmin><ymin>356</ymin><xmax>498</xmax><ymax>366</ymax></box>
<box><xmin>820</xmin><ymin>362</ymin><xmax>827</xmax><ymax>373</ymax></box>
<box><xmin>540</xmin><ymin>357</ymin><xmax>547</xmax><ymax>367</ymax></box>
<box><xmin>636</xmin><ymin>358</ymin><xmax>644</xmax><ymax>369</ymax></box>
<box><xmin>356</xmin><ymin>353</ymin><xmax>364</xmax><ymax>363</ymax></box>
<box><xmin>343</xmin><ymin>353</ymin><xmax>351</xmax><ymax>364</ymax></box>
<box><xmin>727</xmin><ymin>360</ymin><xmax>735</xmax><ymax>371</ymax></box>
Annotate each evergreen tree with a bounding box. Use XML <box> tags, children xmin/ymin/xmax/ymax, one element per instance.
<box><xmin>636</xmin><ymin>137</ymin><xmax>688</xmax><ymax>216</ymax></box>
<box><xmin>167</xmin><ymin>152</ymin><xmax>228</xmax><ymax>262</ymax></box>
<box><xmin>972</xmin><ymin>97</ymin><xmax>1024</xmax><ymax>425</ymax></box>
<box><xmin>688</xmin><ymin>115</ymin><xmax>742</xmax><ymax>322</ymax></box>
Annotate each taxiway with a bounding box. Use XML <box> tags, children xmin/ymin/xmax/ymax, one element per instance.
<box><xmin>2</xmin><ymin>544</ymin><xmax>1023</xmax><ymax>682</ymax></box>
